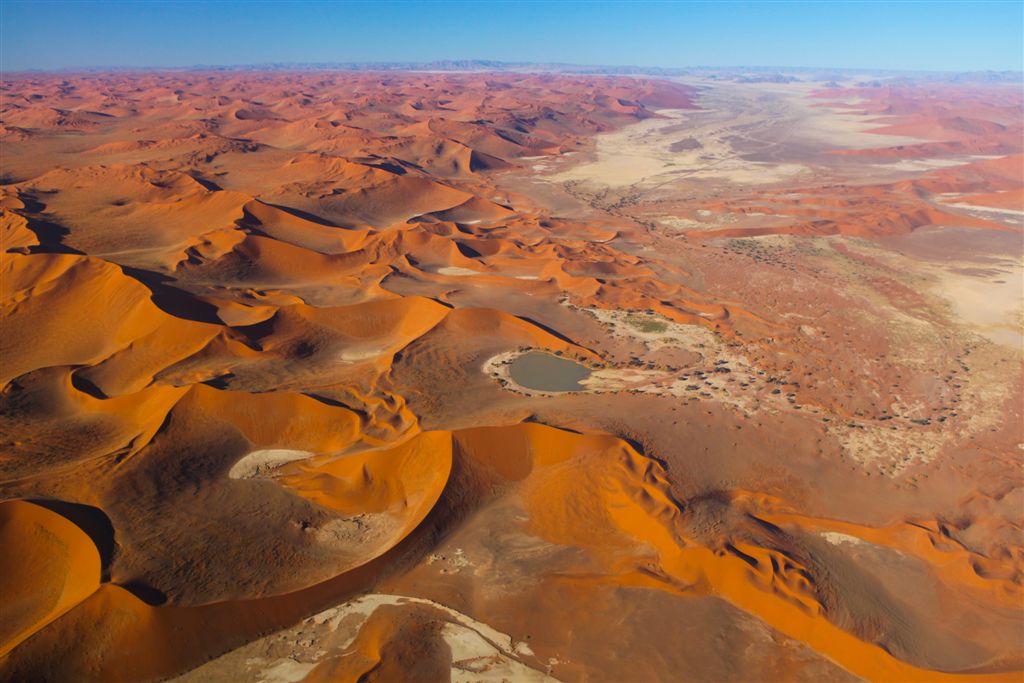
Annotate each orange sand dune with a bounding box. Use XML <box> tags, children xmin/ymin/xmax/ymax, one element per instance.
<box><xmin>0</xmin><ymin>501</ymin><xmax>101</xmax><ymax>657</ymax></box>
<box><xmin>1</xmin><ymin>252</ymin><xmax>219</xmax><ymax>388</ymax></box>
<box><xmin>5</xmin><ymin>424</ymin><xmax>1019</xmax><ymax>681</ymax></box>
<box><xmin>1</xmin><ymin>71</ymin><xmax>1020</xmax><ymax>682</ymax></box>
<box><xmin>951</xmin><ymin>187</ymin><xmax>1024</xmax><ymax>210</ymax></box>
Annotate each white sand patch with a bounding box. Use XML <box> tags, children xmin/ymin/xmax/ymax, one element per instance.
<box><xmin>933</xmin><ymin>263</ymin><xmax>1024</xmax><ymax>348</ymax></box>
<box><xmin>562</xmin><ymin>110</ymin><xmax>685</xmax><ymax>186</ymax></box>
<box><xmin>942</xmin><ymin>202</ymin><xmax>1024</xmax><ymax>218</ymax></box>
<box><xmin>437</xmin><ymin>266</ymin><xmax>540</xmax><ymax>280</ymax></box>
<box><xmin>333</xmin><ymin>345</ymin><xmax>390</xmax><ymax>362</ymax></box>
<box><xmin>767</xmin><ymin>83</ymin><xmax>930</xmax><ymax>148</ymax></box>
<box><xmin>426</xmin><ymin>547</ymin><xmax>472</xmax><ymax>574</ymax></box>
<box><xmin>444</xmin><ymin>623</ymin><xmax>553</xmax><ymax>682</ymax></box>
<box><xmin>544</xmin><ymin>108</ymin><xmax>701</xmax><ymax>188</ymax></box>
<box><xmin>229</xmin><ymin>449</ymin><xmax>315</xmax><ymax>479</ymax></box>
<box><xmin>821</xmin><ymin>532</ymin><xmax>865</xmax><ymax>547</ymax></box>
<box><xmin>438</xmin><ymin>266</ymin><xmax>484</xmax><ymax>276</ymax></box>
<box><xmin>255</xmin><ymin>658</ymin><xmax>316</xmax><ymax>683</ymax></box>
<box><xmin>579</xmin><ymin>367</ymin><xmax>657</xmax><ymax>390</ymax></box>
<box><xmin>308</xmin><ymin>593</ymin><xmax>551</xmax><ymax>679</ymax></box>
<box><xmin>874</xmin><ymin>157</ymin><xmax>983</xmax><ymax>173</ymax></box>
<box><xmin>542</xmin><ymin>81</ymin><xmax>930</xmax><ymax>194</ymax></box>
<box><xmin>173</xmin><ymin>591</ymin><xmax>554</xmax><ymax>682</ymax></box>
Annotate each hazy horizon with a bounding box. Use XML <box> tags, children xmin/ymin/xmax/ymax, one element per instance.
<box><xmin>4</xmin><ymin>58</ymin><xmax>1023</xmax><ymax>76</ymax></box>
<box><xmin>2</xmin><ymin>0</ymin><xmax>1022</xmax><ymax>73</ymax></box>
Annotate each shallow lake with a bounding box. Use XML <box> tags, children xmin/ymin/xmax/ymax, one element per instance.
<box><xmin>509</xmin><ymin>351</ymin><xmax>591</xmax><ymax>392</ymax></box>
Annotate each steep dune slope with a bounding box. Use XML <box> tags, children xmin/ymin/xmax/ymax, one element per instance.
<box><xmin>0</xmin><ymin>501</ymin><xmax>102</xmax><ymax>657</ymax></box>
<box><xmin>4</xmin><ymin>424</ymin><xmax>1019</xmax><ymax>681</ymax></box>
<box><xmin>1</xmin><ymin>71</ymin><xmax>1020</xmax><ymax>682</ymax></box>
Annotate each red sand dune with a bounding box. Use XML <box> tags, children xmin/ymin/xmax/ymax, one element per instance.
<box><xmin>0</xmin><ymin>72</ymin><xmax>1020</xmax><ymax>682</ymax></box>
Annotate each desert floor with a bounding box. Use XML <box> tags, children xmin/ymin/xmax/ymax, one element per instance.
<box><xmin>1</xmin><ymin>71</ymin><xmax>1022</xmax><ymax>682</ymax></box>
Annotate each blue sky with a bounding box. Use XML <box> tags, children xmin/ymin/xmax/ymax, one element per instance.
<box><xmin>2</xmin><ymin>1</ymin><xmax>1022</xmax><ymax>72</ymax></box>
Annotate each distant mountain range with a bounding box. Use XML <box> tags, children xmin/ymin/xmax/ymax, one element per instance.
<box><xmin>194</xmin><ymin>60</ymin><xmax>697</xmax><ymax>75</ymax></box>
<box><xmin>22</xmin><ymin>59</ymin><xmax>1023</xmax><ymax>83</ymax></box>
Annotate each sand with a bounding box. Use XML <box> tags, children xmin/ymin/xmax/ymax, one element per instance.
<box><xmin>1</xmin><ymin>70</ymin><xmax>1021</xmax><ymax>682</ymax></box>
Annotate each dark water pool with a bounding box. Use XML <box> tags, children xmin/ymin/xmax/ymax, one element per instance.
<box><xmin>509</xmin><ymin>351</ymin><xmax>591</xmax><ymax>392</ymax></box>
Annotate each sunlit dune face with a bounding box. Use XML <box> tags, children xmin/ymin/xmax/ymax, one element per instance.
<box><xmin>1</xmin><ymin>71</ymin><xmax>1021</xmax><ymax>682</ymax></box>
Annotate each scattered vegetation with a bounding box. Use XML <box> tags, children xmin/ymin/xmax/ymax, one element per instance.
<box><xmin>625</xmin><ymin>313</ymin><xmax>668</xmax><ymax>334</ymax></box>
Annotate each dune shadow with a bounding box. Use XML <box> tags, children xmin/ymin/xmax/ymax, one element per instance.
<box><xmin>117</xmin><ymin>579</ymin><xmax>168</xmax><ymax>606</ymax></box>
<box><xmin>27</xmin><ymin>498</ymin><xmax>117</xmax><ymax>580</ymax></box>
<box><xmin>263</xmin><ymin>202</ymin><xmax>349</xmax><ymax>229</ymax></box>
<box><xmin>187</xmin><ymin>174</ymin><xmax>224</xmax><ymax>192</ymax></box>
<box><xmin>25</xmin><ymin>498</ymin><xmax>170</xmax><ymax>605</ymax></box>
<box><xmin>200</xmin><ymin>373</ymin><xmax>235</xmax><ymax>390</ymax></box>
<box><xmin>21</xmin><ymin>217</ymin><xmax>85</xmax><ymax>255</ymax></box>
<box><xmin>69</xmin><ymin>370</ymin><xmax>108</xmax><ymax>399</ymax></box>
<box><xmin>522</xmin><ymin>414</ymin><xmax>583</xmax><ymax>434</ymax></box>
<box><xmin>514</xmin><ymin>315</ymin><xmax>580</xmax><ymax>347</ymax></box>
<box><xmin>304</xmin><ymin>392</ymin><xmax>371</xmax><ymax>422</ymax></box>
<box><xmin>455</xmin><ymin>242</ymin><xmax>482</xmax><ymax>258</ymax></box>
<box><xmin>120</xmin><ymin>266</ymin><xmax>223</xmax><ymax>325</ymax></box>
<box><xmin>8</xmin><ymin>194</ymin><xmax>84</xmax><ymax>254</ymax></box>
<box><xmin>428</xmin><ymin>296</ymin><xmax>454</xmax><ymax>309</ymax></box>
<box><xmin>365</xmin><ymin>160</ymin><xmax>407</xmax><ymax>175</ymax></box>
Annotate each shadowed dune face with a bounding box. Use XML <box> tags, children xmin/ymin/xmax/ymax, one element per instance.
<box><xmin>1</xmin><ymin>72</ymin><xmax>1022</xmax><ymax>682</ymax></box>
<box><xmin>0</xmin><ymin>501</ymin><xmax>102</xmax><ymax>657</ymax></box>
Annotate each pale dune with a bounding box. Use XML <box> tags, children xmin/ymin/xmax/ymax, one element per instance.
<box><xmin>1</xmin><ymin>71</ymin><xmax>1021</xmax><ymax>683</ymax></box>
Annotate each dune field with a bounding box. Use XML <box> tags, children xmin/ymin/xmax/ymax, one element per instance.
<box><xmin>1</xmin><ymin>70</ymin><xmax>1022</xmax><ymax>682</ymax></box>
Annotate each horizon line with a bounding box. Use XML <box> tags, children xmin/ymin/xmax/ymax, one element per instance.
<box><xmin>4</xmin><ymin>59</ymin><xmax>1023</xmax><ymax>78</ymax></box>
